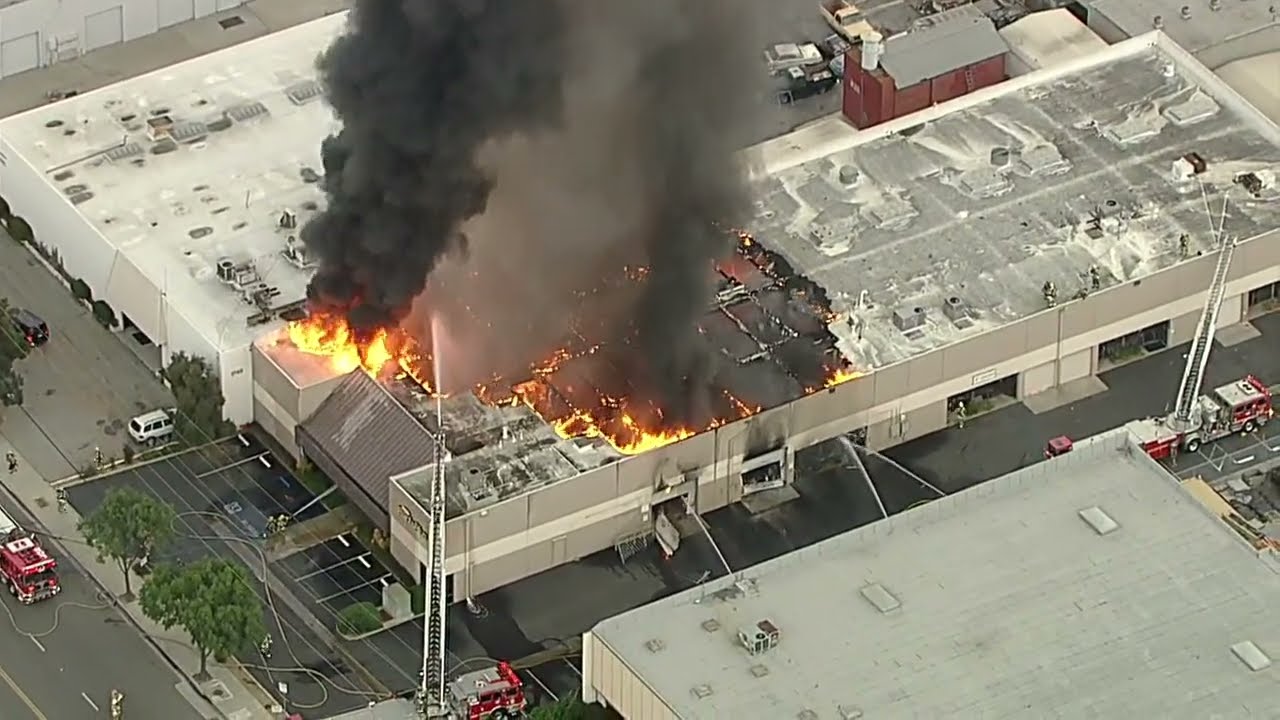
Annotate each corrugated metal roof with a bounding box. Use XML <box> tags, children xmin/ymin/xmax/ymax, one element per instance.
<box><xmin>298</xmin><ymin>370</ymin><xmax>435</xmax><ymax>519</ymax></box>
<box><xmin>881</xmin><ymin>14</ymin><xmax>1009</xmax><ymax>88</ymax></box>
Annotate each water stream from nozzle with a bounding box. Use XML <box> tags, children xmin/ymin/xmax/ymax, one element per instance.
<box><xmin>431</xmin><ymin>313</ymin><xmax>444</xmax><ymax>426</ymax></box>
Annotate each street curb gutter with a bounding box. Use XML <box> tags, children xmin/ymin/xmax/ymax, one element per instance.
<box><xmin>0</xmin><ymin>480</ymin><xmax>229</xmax><ymax>720</ymax></box>
<box><xmin>52</xmin><ymin>434</ymin><xmax>240</xmax><ymax>488</ymax></box>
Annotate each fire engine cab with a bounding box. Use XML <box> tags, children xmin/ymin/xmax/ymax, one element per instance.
<box><xmin>0</xmin><ymin>508</ymin><xmax>60</xmax><ymax>604</ymax></box>
<box><xmin>1127</xmin><ymin>374</ymin><xmax>1273</xmax><ymax>459</ymax></box>
<box><xmin>447</xmin><ymin>661</ymin><xmax>527</xmax><ymax>720</ymax></box>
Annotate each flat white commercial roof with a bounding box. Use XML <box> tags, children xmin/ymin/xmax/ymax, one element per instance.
<box><xmin>745</xmin><ymin>32</ymin><xmax>1280</xmax><ymax>369</ymax></box>
<box><xmin>591</xmin><ymin>429</ymin><xmax>1280</xmax><ymax>719</ymax></box>
<box><xmin>0</xmin><ymin>12</ymin><xmax>351</xmax><ymax>352</ymax></box>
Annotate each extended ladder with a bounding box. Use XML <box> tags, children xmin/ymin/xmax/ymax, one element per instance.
<box><xmin>1171</xmin><ymin>231</ymin><xmax>1236</xmax><ymax>427</ymax></box>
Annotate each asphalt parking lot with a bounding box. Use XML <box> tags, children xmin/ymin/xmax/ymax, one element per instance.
<box><xmin>275</xmin><ymin>534</ymin><xmax>392</xmax><ymax>609</ymax></box>
<box><xmin>64</xmin><ymin>436</ymin><xmax>387</xmax><ymax>716</ymax></box>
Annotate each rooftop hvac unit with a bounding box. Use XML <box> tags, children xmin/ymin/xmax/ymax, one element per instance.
<box><xmin>861</xmin><ymin>32</ymin><xmax>884</xmax><ymax>71</ymax></box>
<box><xmin>282</xmin><ymin>236</ymin><xmax>317</xmax><ymax>269</ymax></box>
<box><xmin>278</xmin><ymin>209</ymin><xmax>297</xmax><ymax>229</ymax></box>
<box><xmin>737</xmin><ymin>619</ymin><xmax>781</xmax><ymax>656</ymax></box>
<box><xmin>215</xmin><ymin>257</ymin><xmax>236</xmax><ymax>283</ymax></box>
<box><xmin>231</xmin><ymin>264</ymin><xmax>261</xmax><ymax>290</ymax></box>
<box><xmin>145</xmin><ymin>115</ymin><xmax>175</xmax><ymax>142</ymax></box>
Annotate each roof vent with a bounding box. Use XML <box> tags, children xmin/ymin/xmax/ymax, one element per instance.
<box><xmin>69</xmin><ymin>191</ymin><xmax>94</xmax><ymax>205</ymax></box>
<box><xmin>891</xmin><ymin>306</ymin><xmax>927</xmax><ymax>332</ymax></box>
<box><xmin>691</xmin><ymin>684</ymin><xmax>713</xmax><ymax>699</ymax></box>
<box><xmin>942</xmin><ymin>295</ymin><xmax>971</xmax><ymax>323</ymax></box>
<box><xmin>145</xmin><ymin>114</ymin><xmax>174</xmax><ymax>141</ymax></box>
<box><xmin>1152</xmin><ymin>15</ymin><xmax>1163</xmax><ymax>29</ymax></box>
<box><xmin>1078</xmin><ymin>506</ymin><xmax>1119</xmax><ymax>536</ymax></box>
<box><xmin>737</xmin><ymin>619</ymin><xmax>780</xmax><ymax>656</ymax></box>
<box><xmin>285</xmin><ymin>80</ymin><xmax>324</xmax><ymax>105</ymax></box>
<box><xmin>838</xmin><ymin>706</ymin><xmax>865</xmax><ymax>720</ymax></box>
<box><xmin>150</xmin><ymin>138</ymin><xmax>179</xmax><ymax>155</ymax></box>
<box><xmin>860</xmin><ymin>583</ymin><xmax>902</xmax><ymax>614</ymax></box>
<box><xmin>1179</xmin><ymin>5</ymin><xmax>1191</xmax><ymax>20</ymax></box>
<box><xmin>1209</xmin><ymin>0</ymin><xmax>1221</xmax><ymax>10</ymax></box>
<box><xmin>226</xmin><ymin>102</ymin><xmax>269</xmax><ymax>122</ymax></box>
<box><xmin>749</xmin><ymin>664</ymin><xmax>769</xmax><ymax>678</ymax></box>
<box><xmin>104</xmin><ymin>143</ymin><xmax>144</xmax><ymax>162</ymax></box>
<box><xmin>171</xmin><ymin>121</ymin><xmax>208</xmax><ymax>144</ymax></box>
<box><xmin>798</xmin><ymin>711</ymin><xmax>818</xmax><ymax>720</ymax></box>
<box><xmin>1231</xmin><ymin>641</ymin><xmax>1271</xmax><ymax>672</ymax></box>
<box><xmin>700</xmin><ymin>619</ymin><xmax>720</xmax><ymax>633</ymax></box>
<box><xmin>644</xmin><ymin>638</ymin><xmax>665</xmax><ymax>653</ymax></box>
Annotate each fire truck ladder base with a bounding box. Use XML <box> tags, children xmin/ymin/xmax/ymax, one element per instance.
<box><xmin>1171</xmin><ymin>232</ymin><xmax>1236</xmax><ymax>428</ymax></box>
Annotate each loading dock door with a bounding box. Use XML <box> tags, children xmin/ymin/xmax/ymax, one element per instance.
<box><xmin>84</xmin><ymin>7</ymin><xmax>125</xmax><ymax>52</ymax></box>
<box><xmin>157</xmin><ymin>0</ymin><xmax>196</xmax><ymax>29</ymax></box>
<box><xmin>0</xmin><ymin>34</ymin><xmax>40</xmax><ymax>79</ymax></box>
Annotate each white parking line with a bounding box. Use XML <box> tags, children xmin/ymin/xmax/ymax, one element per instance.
<box><xmin>563</xmin><ymin>658</ymin><xmax>582</xmax><ymax>678</ymax></box>
<box><xmin>195</xmin><ymin>452</ymin><xmax>267</xmax><ymax>479</ymax></box>
<box><xmin>29</xmin><ymin>636</ymin><xmax>44</xmax><ymax>652</ymax></box>
<box><xmin>337</xmin><ymin>535</ymin><xmax>351</xmax><ymax>548</ymax></box>
<box><xmin>524</xmin><ymin>669</ymin><xmax>558</xmax><ymax>702</ymax></box>
<box><xmin>293</xmin><ymin>553</ymin><xmax>375</xmax><ymax>581</ymax></box>
<box><xmin>314</xmin><ymin>574</ymin><xmax>393</xmax><ymax>604</ymax></box>
<box><xmin>81</xmin><ymin>692</ymin><xmax>99</xmax><ymax>711</ymax></box>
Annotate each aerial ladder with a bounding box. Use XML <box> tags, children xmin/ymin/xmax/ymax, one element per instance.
<box><xmin>418</xmin><ymin>392</ymin><xmax>450</xmax><ymax>718</ymax></box>
<box><xmin>1169</xmin><ymin>228</ymin><xmax>1236</xmax><ymax>431</ymax></box>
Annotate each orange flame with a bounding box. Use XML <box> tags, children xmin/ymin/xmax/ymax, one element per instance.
<box><xmin>283</xmin><ymin>312</ymin><xmax>861</xmax><ymax>456</ymax></box>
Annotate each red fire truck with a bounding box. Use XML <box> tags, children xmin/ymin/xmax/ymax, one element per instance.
<box><xmin>1126</xmin><ymin>374</ymin><xmax>1274</xmax><ymax>459</ymax></box>
<box><xmin>0</xmin><ymin>507</ymin><xmax>60</xmax><ymax>604</ymax></box>
<box><xmin>447</xmin><ymin>661</ymin><xmax>527</xmax><ymax>720</ymax></box>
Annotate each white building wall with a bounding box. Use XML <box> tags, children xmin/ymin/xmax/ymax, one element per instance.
<box><xmin>582</xmin><ymin>632</ymin><xmax>679</xmax><ymax>720</ymax></box>
<box><xmin>0</xmin><ymin>0</ymin><xmax>246</xmax><ymax>80</ymax></box>
<box><xmin>218</xmin><ymin>342</ymin><xmax>252</xmax><ymax>424</ymax></box>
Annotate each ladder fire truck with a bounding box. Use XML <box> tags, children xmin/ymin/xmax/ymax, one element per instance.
<box><xmin>417</xmin><ymin>391</ymin><xmax>527</xmax><ymax>719</ymax></box>
<box><xmin>0</xmin><ymin>507</ymin><xmax>60</xmax><ymax>604</ymax></box>
<box><xmin>1124</xmin><ymin>221</ymin><xmax>1274</xmax><ymax>460</ymax></box>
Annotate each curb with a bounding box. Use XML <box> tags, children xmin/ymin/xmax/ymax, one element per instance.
<box><xmin>52</xmin><ymin>434</ymin><xmax>239</xmax><ymax>488</ymax></box>
<box><xmin>337</xmin><ymin>611</ymin><xmax>423</xmax><ymax>642</ymax></box>
<box><xmin>0</xmin><ymin>478</ymin><xmax>230</xmax><ymax>720</ymax></box>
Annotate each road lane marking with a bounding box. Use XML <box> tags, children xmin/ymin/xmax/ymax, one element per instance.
<box><xmin>28</xmin><ymin>636</ymin><xmax>44</xmax><ymax>652</ymax></box>
<box><xmin>0</xmin><ymin>661</ymin><xmax>49</xmax><ymax>719</ymax></box>
<box><xmin>81</xmin><ymin>692</ymin><xmax>99</xmax><ymax>711</ymax></box>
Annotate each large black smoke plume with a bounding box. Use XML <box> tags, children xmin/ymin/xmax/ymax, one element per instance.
<box><xmin>302</xmin><ymin>0</ymin><xmax>569</xmax><ymax>332</ymax></box>
<box><xmin>305</xmin><ymin>0</ymin><xmax>759</xmax><ymax>424</ymax></box>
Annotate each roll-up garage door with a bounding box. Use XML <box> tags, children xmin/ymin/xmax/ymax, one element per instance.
<box><xmin>156</xmin><ymin>0</ymin><xmax>195</xmax><ymax>29</ymax></box>
<box><xmin>0</xmin><ymin>34</ymin><xmax>39</xmax><ymax>79</ymax></box>
<box><xmin>84</xmin><ymin>7</ymin><xmax>125</xmax><ymax>52</ymax></box>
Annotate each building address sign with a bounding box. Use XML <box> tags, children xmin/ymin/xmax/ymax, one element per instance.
<box><xmin>398</xmin><ymin>504</ymin><xmax>429</xmax><ymax>540</ymax></box>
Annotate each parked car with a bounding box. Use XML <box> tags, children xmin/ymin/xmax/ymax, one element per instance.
<box><xmin>764</xmin><ymin>42</ymin><xmax>824</xmax><ymax>75</ymax></box>
<box><xmin>8</xmin><ymin>307</ymin><xmax>49</xmax><ymax>347</ymax></box>
<box><xmin>128</xmin><ymin>409</ymin><xmax>175</xmax><ymax>445</ymax></box>
<box><xmin>777</xmin><ymin>65</ymin><xmax>839</xmax><ymax>105</ymax></box>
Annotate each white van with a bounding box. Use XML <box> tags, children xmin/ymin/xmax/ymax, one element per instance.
<box><xmin>128</xmin><ymin>409</ymin><xmax>175</xmax><ymax>445</ymax></box>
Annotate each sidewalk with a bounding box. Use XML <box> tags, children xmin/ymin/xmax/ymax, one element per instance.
<box><xmin>0</xmin><ymin>433</ymin><xmax>278</xmax><ymax>720</ymax></box>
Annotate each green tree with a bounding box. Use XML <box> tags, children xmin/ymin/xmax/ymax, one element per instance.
<box><xmin>91</xmin><ymin>299</ymin><xmax>118</xmax><ymax>329</ymax></box>
<box><xmin>336</xmin><ymin>601</ymin><xmax>383</xmax><ymax>636</ymax></box>
<box><xmin>161</xmin><ymin>352</ymin><xmax>233</xmax><ymax>442</ymax></box>
<box><xmin>139</xmin><ymin>558</ymin><xmax>265</xmax><ymax>678</ymax></box>
<box><xmin>70</xmin><ymin>278</ymin><xmax>92</xmax><ymax>304</ymax></box>
<box><xmin>6</xmin><ymin>216</ymin><xmax>32</xmax><ymax>244</ymax></box>
<box><xmin>78</xmin><ymin>487</ymin><xmax>175</xmax><ymax>597</ymax></box>
<box><xmin>0</xmin><ymin>297</ymin><xmax>27</xmax><ymax>407</ymax></box>
<box><xmin>529</xmin><ymin>694</ymin><xmax>589</xmax><ymax>720</ymax></box>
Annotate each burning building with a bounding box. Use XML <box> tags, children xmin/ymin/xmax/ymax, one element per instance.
<box><xmin>4</xmin><ymin>10</ymin><xmax>1280</xmax><ymax>601</ymax></box>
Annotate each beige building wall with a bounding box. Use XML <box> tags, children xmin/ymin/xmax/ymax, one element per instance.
<box><xmin>582</xmin><ymin>631</ymin><xmax>679</xmax><ymax>720</ymax></box>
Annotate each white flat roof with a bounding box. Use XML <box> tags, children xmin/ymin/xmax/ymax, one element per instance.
<box><xmin>591</xmin><ymin>429</ymin><xmax>1280</xmax><ymax>719</ymax></box>
<box><xmin>0</xmin><ymin>12</ymin><xmax>352</xmax><ymax>352</ymax></box>
<box><xmin>743</xmin><ymin>33</ymin><xmax>1280</xmax><ymax>369</ymax></box>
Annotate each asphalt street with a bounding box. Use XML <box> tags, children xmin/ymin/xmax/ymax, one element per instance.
<box><xmin>0</xmin><ymin>491</ymin><xmax>200</xmax><ymax>719</ymax></box>
<box><xmin>0</xmin><ymin>227</ymin><xmax>173</xmax><ymax>480</ymax></box>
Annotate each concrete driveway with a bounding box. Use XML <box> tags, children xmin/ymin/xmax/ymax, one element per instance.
<box><xmin>0</xmin><ymin>229</ymin><xmax>172</xmax><ymax>479</ymax></box>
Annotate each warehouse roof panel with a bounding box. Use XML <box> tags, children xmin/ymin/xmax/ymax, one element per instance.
<box><xmin>591</xmin><ymin>429</ymin><xmax>1280</xmax><ymax>719</ymax></box>
<box><xmin>880</xmin><ymin>13</ymin><xmax>1009</xmax><ymax>88</ymax></box>
<box><xmin>748</xmin><ymin>33</ymin><xmax>1280</xmax><ymax>370</ymax></box>
<box><xmin>1086</xmin><ymin>0</ymin><xmax>1280</xmax><ymax>56</ymax></box>
<box><xmin>0</xmin><ymin>12</ymin><xmax>351</xmax><ymax>352</ymax></box>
